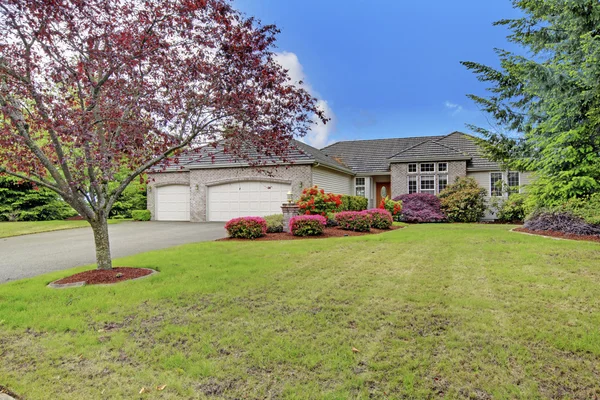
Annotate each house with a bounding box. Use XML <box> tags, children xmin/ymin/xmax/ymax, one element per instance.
<box><xmin>147</xmin><ymin>131</ymin><xmax>529</xmax><ymax>222</ymax></box>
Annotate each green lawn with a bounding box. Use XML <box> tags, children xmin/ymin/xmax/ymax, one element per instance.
<box><xmin>1</xmin><ymin>224</ymin><xmax>599</xmax><ymax>399</ymax></box>
<box><xmin>0</xmin><ymin>219</ymin><xmax>129</xmax><ymax>238</ymax></box>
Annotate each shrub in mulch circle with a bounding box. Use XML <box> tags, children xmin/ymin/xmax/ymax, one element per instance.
<box><xmin>524</xmin><ymin>211</ymin><xmax>600</xmax><ymax>236</ymax></box>
<box><xmin>365</xmin><ymin>208</ymin><xmax>393</xmax><ymax>229</ymax></box>
<box><xmin>336</xmin><ymin>211</ymin><xmax>372</xmax><ymax>232</ymax></box>
<box><xmin>289</xmin><ymin>214</ymin><xmax>327</xmax><ymax>236</ymax></box>
<box><xmin>393</xmin><ymin>193</ymin><xmax>446</xmax><ymax>223</ymax></box>
<box><xmin>225</xmin><ymin>216</ymin><xmax>267</xmax><ymax>239</ymax></box>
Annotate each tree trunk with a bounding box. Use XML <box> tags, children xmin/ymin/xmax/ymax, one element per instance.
<box><xmin>90</xmin><ymin>216</ymin><xmax>113</xmax><ymax>270</ymax></box>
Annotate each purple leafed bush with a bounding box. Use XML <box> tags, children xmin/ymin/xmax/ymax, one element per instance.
<box><xmin>336</xmin><ymin>211</ymin><xmax>372</xmax><ymax>232</ymax></box>
<box><xmin>225</xmin><ymin>216</ymin><xmax>267</xmax><ymax>239</ymax></box>
<box><xmin>365</xmin><ymin>208</ymin><xmax>393</xmax><ymax>229</ymax></box>
<box><xmin>289</xmin><ymin>214</ymin><xmax>327</xmax><ymax>236</ymax></box>
<box><xmin>393</xmin><ymin>193</ymin><xmax>446</xmax><ymax>223</ymax></box>
<box><xmin>524</xmin><ymin>211</ymin><xmax>600</xmax><ymax>236</ymax></box>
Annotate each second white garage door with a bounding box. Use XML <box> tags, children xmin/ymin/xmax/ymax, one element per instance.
<box><xmin>208</xmin><ymin>181</ymin><xmax>291</xmax><ymax>221</ymax></box>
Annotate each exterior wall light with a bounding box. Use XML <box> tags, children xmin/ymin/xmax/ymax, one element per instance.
<box><xmin>287</xmin><ymin>191</ymin><xmax>293</xmax><ymax>204</ymax></box>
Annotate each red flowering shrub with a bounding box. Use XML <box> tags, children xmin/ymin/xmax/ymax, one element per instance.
<box><xmin>365</xmin><ymin>208</ymin><xmax>393</xmax><ymax>229</ymax></box>
<box><xmin>289</xmin><ymin>214</ymin><xmax>327</xmax><ymax>236</ymax></box>
<box><xmin>393</xmin><ymin>193</ymin><xmax>446</xmax><ymax>223</ymax></box>
<box><xmin>336</xmin><ymin>211</ymin><xmax>372</xmax><ymax>232</ymax></box>
<box><xmin>297</xmin><ymin>186</ymin><xmax>343</xmax><ymax>217</ymax></box>
<box><xmin>225</xmin><ymin>216</ymin><xmax>267</xmax><ymax>239</ymax></box>
<box><xmin>378</xmin><ymin>196</ymin><xmax>402</xmax><ymax>219</ymax></box>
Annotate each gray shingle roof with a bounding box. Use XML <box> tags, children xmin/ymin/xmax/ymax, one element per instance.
<box><xmin>436</xmin><ymin>132</ymin><xmax>500</xmax><ymax>171</ymax></box>
<box><xmin>320</xmin><ymin>136</ymin><xmax>444</xmax><ymax>174</ymax></box>
<box><xmin>160</xmin><ymin>139</ymin><xmax>354</xmax><ymax>174</ymax></box>
<box><xmin>388</xmin><ymin>140</ymin><xmax>471</xmax><ymax>162</ymax></box>
<box><xmin>321</xmin><ymin>131</ymin><xmax>500</xmax><ymax>173</ymax></box>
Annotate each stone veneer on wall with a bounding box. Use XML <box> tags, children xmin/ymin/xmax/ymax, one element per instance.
<box><xmin>390</xmin><ymin>161</ymin><xmax>467</xmax><ymax>198</ymax></box>
<box><xmin>147</xmin><ymin>165</ymin><xmax>312</xmax><ymax>222</ymax></box>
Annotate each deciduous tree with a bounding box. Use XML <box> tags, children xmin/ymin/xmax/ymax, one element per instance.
<box><xmin>0</xmin><ymin>0</ymin><xmax>325</xmax><ymax>269</ymax></box>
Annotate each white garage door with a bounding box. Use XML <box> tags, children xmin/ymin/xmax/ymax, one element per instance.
<box><xmin>155</xmin><ymin>185</ymin><xmax>190</xmax><ymax>221</ymax></box>
<box><xmin>208</xmin><ymin>181</ymin><xmax>291</xmax><ymax>221</ymax></box>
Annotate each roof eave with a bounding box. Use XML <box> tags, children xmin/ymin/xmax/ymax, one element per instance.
<box><xmin>389</xmin><ymin>156</ymin><xmax>471</xmax><ymax>163</ymax></box>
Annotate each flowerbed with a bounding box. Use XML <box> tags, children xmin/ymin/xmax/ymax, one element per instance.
<box><xmin>218</xmin><ymin>225</ymin><xmax>403</xmax><ymax>241</ymax></box>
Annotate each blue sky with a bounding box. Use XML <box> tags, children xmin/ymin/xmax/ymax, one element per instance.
<box><xmin>234</xmin><ymin>0</ymin><xmax>521</xmax><ymax>148</ymax></box>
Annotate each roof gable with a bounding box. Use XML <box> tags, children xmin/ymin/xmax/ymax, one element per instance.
<box><xmin>387</xmin><ymin>140</ymin><xmax>471</xmax><ymax>163</ymax></box>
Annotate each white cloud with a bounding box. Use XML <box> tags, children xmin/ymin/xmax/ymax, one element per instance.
<box><xmin>445</xmin><ymin>101</ymin><xmax>463</xmax><ymax>116</ymax></box>
<box><xmin>273</xmin><ymin>51</ymin><xmax>335</xmax><ymax>148</ymax></box>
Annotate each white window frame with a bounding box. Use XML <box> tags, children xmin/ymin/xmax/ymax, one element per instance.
<box><xmin>355</xmin><ymin>177</ymin><xmax>366</xmax><ymax>198</ymax></box>
<box><xmin>438</xmin><ymin>162</ymin><xmax>448</xmax><ymax>173</ymax></box>
<box><xmin>420</xmin><ymin>175</ymin><xmax>435</xmax><ymax>194</ymax></box>
<box><xmin>408</xmin><ymin>176</ymin><xmax>417</xmax><ymax>194</ymax></box>
<box><xmin>408</xmin><ymin>163</ymin><xmax>417</xmax><ymax>173</ymax></box>
<box><xmin>438</xmin><ymin>174</ymin><xmax>448</xmax><ymax>193</ymax></box>
<box><xmin>420</xmin><ymin>163</ymin><xmax>435</xmax><ymax>173</ymax></box>
<box><xmin>507</xmin><ymin>172</ymin><xmax>520</xmax><ymax>192</ymax></box>
<box><xmin>490</xmin><ymin>172</ymin><xmax>503</xmax><ymax>197</ymax></box>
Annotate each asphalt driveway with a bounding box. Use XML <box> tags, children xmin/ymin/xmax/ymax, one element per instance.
<box><xmin>0</xmin><ymin>222</ymin><xmax>226</xmax><ymax>283</ymax></box>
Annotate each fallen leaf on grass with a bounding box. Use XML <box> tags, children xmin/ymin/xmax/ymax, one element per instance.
<box><xmin>352</xmin><ymin>347</ymin><xmax>360</xmax><ymax>353</ymax></box>
<box><xmin>157</xmin><ymin>385</ymin><xmax>167</xmax><ymax>391</ymax></box>
<box><xmin>139</xmin><ymin>387</ymin><xmax>146</xmax><ymax>394</ymax></box>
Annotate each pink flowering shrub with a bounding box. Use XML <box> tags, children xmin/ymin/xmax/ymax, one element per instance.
<box><xmin>225</xmin><ymin>216</ymin><xmax>267</xmax><ymax>239</ymax></box>
<box><xmin>289</xmin><ymin>214</ymin><xmax>327</xmax><ymax>236</ymax></box>
<box><xmin>336</xmin><ymin>211</ymin><xmax>372</xmax><ymax>232</ymax></box>
<box><xmin>365</xmin><ymin>208</ymin><xmax>393</xmax><ymax>229</ymax></box>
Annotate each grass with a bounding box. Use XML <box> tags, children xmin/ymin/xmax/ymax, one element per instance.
<box><xmin>0</xmin><ymin>219</ymin><xmax>130</xmax><ymax>238</ymax></box>
<box><xmin>1</xmin><ymin>224</ymin><xmax>599</xmax><ymax>399</ymax></box>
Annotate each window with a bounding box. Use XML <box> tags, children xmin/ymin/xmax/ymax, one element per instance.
<box><xmin>490</xmin><ymin>173</ymin><xmax>503</xmax><ymax>196</ymax></box>
<box><xmin>355</xmin><ymin>177</ymin><xmax>366</xmax><ymax>197</ymax></box>
<box><xmin>408</xmin><ymin>176</ymin><xmax>417</xmax><ymax>194</ymax></box>
<box><xmin>438</xmin><ymin>175</ymin><xmax>448</xmax><ymax>193</ymax></box>
<box><xmin>420</xmin><ymin>163</ymin><xmax>435</xmax><ymax>173</ymax></box>
<box><xmin>420</xmin><ymin>175</ymin><xmax>435</xmax><ymax>194</ymax></box>
<box><xmin>438</xmin><ymin>163</ymin><xmax>448</xmax><ymax>172</ymax></box>
<box><xmin>508</xmin><ymin>172</ymin><xmax>519</xmax><ymax>191</ymax></box>
<box><xmin>408</xmin><ymin>163</ymin><xmax>417</xmax><ymax>173</ymax></box>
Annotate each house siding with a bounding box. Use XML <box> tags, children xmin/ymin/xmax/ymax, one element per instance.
<box><xmin>312</xmin><ymin>166</ymin><xmax>353</xmax><ymax>195</ymax></box>
<box><xmin>148</xmin><ymin>165</ymin><xmax>312</xmax><ymax>222</ymax></box>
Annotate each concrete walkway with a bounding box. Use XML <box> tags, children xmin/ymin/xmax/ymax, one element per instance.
<box><xmin>0</xmin><ymin>222</ymin><xmax>226</xmax><ymax>283</ymax></box>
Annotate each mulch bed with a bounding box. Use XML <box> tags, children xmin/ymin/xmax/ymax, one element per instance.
<box><xmin>53</xmin><ymin>267</ymin><xmax>154</xmax><ymax>285</ymax></box>
<box><xmin>514</xmin><ymin>227</ymin><xmax>600</xmax><ymax>243</ymax></box>
<box><xmin>218</xmin><ymin>225</ymin><xmax>403</xmax><ymax>241</ymax></box>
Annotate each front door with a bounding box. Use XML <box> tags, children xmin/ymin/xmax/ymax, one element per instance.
<box><xmin>376</xmin><ymin>182</ymin><xmax>391</xmax><ymax>207</ymax></box>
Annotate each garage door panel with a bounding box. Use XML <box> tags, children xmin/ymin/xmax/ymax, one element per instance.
<box><xmin>208</xmin><ymin>181</ymin><xmax>290</xmax><ymax>221</ymax></box>
<box><xmin>156</xmin><ymin>185</ymin><xmax>190</xmax><ymax>221</ymax></box>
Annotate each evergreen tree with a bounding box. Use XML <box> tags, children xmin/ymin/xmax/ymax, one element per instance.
<box><xmin>0</xmin><ymin>176</ymin><xmax>76</xmax><ymax>221</ymax></box>
<box><xmin>462</xmin><ymin>0</ymin><xmax>600</xmax><ymax>207</ymax></box>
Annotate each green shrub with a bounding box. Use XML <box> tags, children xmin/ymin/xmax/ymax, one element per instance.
<box><xmin>131</xmin><ymin>210</ymin><xmax>151</xmax><ymax>221</ymax></box>
<box><xmin>335</xmin><ymin>211</ymin><xmax>372</xmax><ymax>232</ymax></box>
<box><xmin>225</xmin><ymin>217</ymin><xmax>267</xmax><ymax>239</ymax></box>
<box><xmin>340</xmin><ymin>195</ymin><xmax>368</xmax><ymax>211</ymax></box>
<box><xmin>0</xmin><ymin>176</ymin><xmax>77</xmax><ymax>221</ymax></box>
<box><xmin>289</xmin><ymin>215</ymin><xmax>326</xmax><ymax>236</ymax></box>
<box><xmin>438</xmin><ymin>177</ymin><xmax>487</xmax><ymax>223</ymax></box>
<box><xmin>490</xmin><ymin>193</ymin><xmax>528</xmax><ymax>223</ymax></box>
<box><xmin>109</xmin><ymin>178</ymin><xmax>147</xmax><ymax>218</ymax></box>
<box><xmin>529</xmin><ymin>193</ymin><xmax>600</xmax><ymax>225</ymax></box>
<box><xmin>378</xmin><ymin>196</ymin><xmax>403</xmax><ymax>220</ymax></box>
<box><xmin>264</xmin><ymin>214</ymin><xmax>284</xmax><ymax>233</ymax></box>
